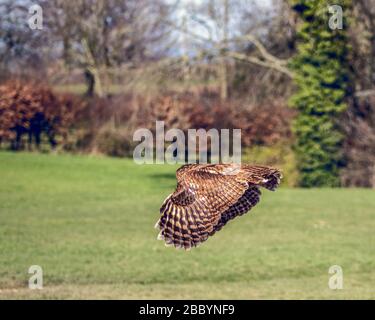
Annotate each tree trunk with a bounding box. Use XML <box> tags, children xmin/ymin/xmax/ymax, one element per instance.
<box><xmin>82</xmin><ymin>38</ymin><xmax>104</xmax><ymax>98</ymax></box>
<box><xmin>220</xmin><ymin>0</ymin><xmax>229</xmax><ymax>101</ymax></box>
<box><xmin>84</xmin><ymin>69</ymin><xmax>95</xmax><ymax>97</ymax></box>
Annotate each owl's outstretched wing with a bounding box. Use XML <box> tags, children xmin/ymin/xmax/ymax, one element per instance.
<box><xmin>155</xmin><ymin>164</ymin><xmax>281</xmax><ymax>250</ymax></box>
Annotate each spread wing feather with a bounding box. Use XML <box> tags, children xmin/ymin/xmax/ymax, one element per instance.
<box><xmin>155</xmin><ymin>164</ymin><xmax>282</xmax><ymax>250</ymax></box>
<box><xmin>214</xmin><ymin>186</ymin><xmax>261</xmax><ymax>233</ymax></box>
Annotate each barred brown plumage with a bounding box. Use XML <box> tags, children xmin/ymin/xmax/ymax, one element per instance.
<box><xmin>155</xmin><ymin>164</ymin><xmax>282</xmax><ymax>250</ymax></box>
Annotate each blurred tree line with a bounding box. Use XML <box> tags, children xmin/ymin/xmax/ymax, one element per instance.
<box><xmin>0</xmin><ymin>0</ymin><xmax>374</xmax><ymax>187</ymax></box>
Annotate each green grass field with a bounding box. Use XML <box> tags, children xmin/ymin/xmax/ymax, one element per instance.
<box><xmin>0</xmin><ymin>152</ymin><xmax>374</xmax><ymax>299</ymax></box>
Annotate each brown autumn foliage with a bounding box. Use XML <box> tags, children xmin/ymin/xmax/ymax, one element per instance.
<box><xmin>146</xmin><ymin>91</ymin><xmax>294</xmax><ymax>147</ymax></box>
<box><xmin>0</xmin><ymin>80</ymin><xmax>84</xmax><ymax>148</ymax></box>
<box><xmin>0</xmin><ymin>80</ymin><xmax>294</xmax><ymax>153</ymax></box>
<box><xmin>234</xmin><ymin>102</ymin><xmax>296</xmax><ymax>146</ymax></box>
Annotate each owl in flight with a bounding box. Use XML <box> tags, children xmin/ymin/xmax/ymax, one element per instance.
<box><xmin>155</xmin><ymin>164</ymin><xmax>282</xmax><ymax>250</ymax></box>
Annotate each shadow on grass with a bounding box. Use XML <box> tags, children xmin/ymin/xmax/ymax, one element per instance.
<box><xmin>148</xmin><ymin>173</ymin><xmax>176</xmax><ymax>180</ymax></box>
<box><xmin>148</xmin><ymin>173</ymin><xmax>177</xmax><ymax>189</ymax></box>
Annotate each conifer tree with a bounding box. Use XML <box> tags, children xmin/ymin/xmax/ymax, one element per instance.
<box><xmin>289</xmin><ymin>0</ymin><xmax>352</xmax><ymax>187</ymax></box>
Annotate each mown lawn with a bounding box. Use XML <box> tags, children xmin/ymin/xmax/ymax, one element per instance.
<box><xmin>0</xmin><ymin>152</ymin><xmax>374</xmax><ymax>299</ymax></box>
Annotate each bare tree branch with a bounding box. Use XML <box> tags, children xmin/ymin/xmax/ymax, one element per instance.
<box><xmin>227</xmin><ymin>34</ymin><xmax>290</xmax><ymax>66</ymax></box>
<box><xmin>164</xmin><ymin>19</ymin><xmax>294</xmax><ymax>79</ymax></box>
<box><xmin>355</xmin><ymin>89</ymin><xmax>375</xmax><ymax>98</ymax></box>
<box><xmin>226</xmin><ymin>51</ymin><xmax>294</xmax><ymax>78</ymax></box>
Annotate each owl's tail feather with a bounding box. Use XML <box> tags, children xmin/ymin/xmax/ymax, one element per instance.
<box><xmin>242</xmin><ymin>165</ymin><xmax>282</xmax><ymax>191</ymax></box>
<box><xmin>261</xmin><ymin>169</ymin><xmax>282</xmax><ymax>191</ymax></box>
